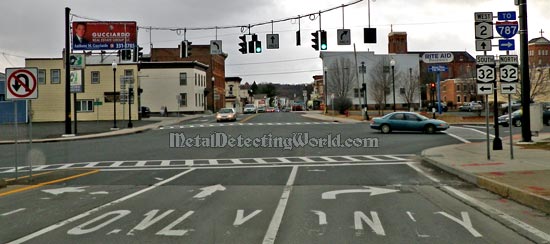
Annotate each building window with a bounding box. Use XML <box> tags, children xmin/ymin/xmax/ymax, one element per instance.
<box><xmin>0</xmin><ymin>94</ymin><xmax>5</xmax><ymax>101</ymax></box>
<box><xmin>91</xmin><ymin>71</ymin><xmax>100</xmax><ymax>84</ymax></box>
<box><xmin>457</xmin><ymin>96</ymin><xmax>461</xmax><ymax>103</ymax></box>
<box><xmin>180</xmin><ymin>73</ymin><xmax>187</xmax><ymax>86</ymax></box>
<box><xmin>456</xmin><ymin>84</ymin><xmax>461</xmax><ymax>92</ymax></box>
<box><xmin>104</xmin><ymin>92</ymin><xmax>120</xmax><ymax>103</ymax></box>
<box><xmin>229</xmin><ymin>85</ymin><xmax>234</xmax><ymax>96</ymax></box>
<box><xmin>51</xmin><ymin>69</ymin><xmax>61</xmax><ymax>84</ymax></box>
<box><xmin>195</xmin><ymin>74</ymin><xmax>197</xmax><ymax>86</ymax></box>
<box><xmin>124</xmin><ymin>69</ymin><xmax>133</xmax><ymax>77</ymax></box>
<box><xmin>399</xmin><ymin>87</ymin><xmax>405</xmax><ymax>94</ymax></box>
<box><xmin>38</xmin><ymin>69</ymin><xmax>46</xmax><ymax>84</ymax></box>
<box><xmin>195</xmin><ymin>93</ymin><xmax>198</xmax><ymax>106</ymax></box>
<box><xmin>179</xmin><ymin>93</ymin><xmax>187</xmax><ymax>106</ymax></box>
<box><xmin>76</xmin><ymin>100</ymin><xmax>94</xmax><ymax>112</ymax></box>
<box><xmin>353</xmin><ymin>88</ymin><xmax>359</xmax><ymax>98</ymax></box>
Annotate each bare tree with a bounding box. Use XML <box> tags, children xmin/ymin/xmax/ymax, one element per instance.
<box><xmin>328</xmin><ymin>57</ymin><xmax>356</xmax><ymax>98</ymax></box>
<box><xmin>399</xmin><ymin>68</ymin><xmax>420</xmax><ymax>109</ymax></box>
<box><xmin>513</xmin><ymin>66</ymin><xmax>550</xmax><ymax>102</ymax></box>
<box><xmin>369</xmin><ymin>57</ymin><xmax>403</xmax><ymax>114</ymax></box>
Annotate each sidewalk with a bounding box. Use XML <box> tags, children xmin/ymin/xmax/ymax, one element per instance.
<box><xmin>0</xmin><ymin>115</ymin><xmax>202</xmax><ymax>144</ymax></box>
<box><xmin>300</xmin><ymin>110</ymin><xmax>365</xmax><ymax>123</ymax></box>
<box><xmin>422</xmin><ymin>133</ymin><xmax>550</xmax><ymax>214</ymax></box>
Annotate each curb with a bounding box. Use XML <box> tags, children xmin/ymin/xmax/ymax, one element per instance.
<box><xmin>0</xmin><ymin>179</ymin><xmax>6</xmax><ymax>188</ymax></box>
<box><xmin>0</xmin><ymin>116</ymin><xmax>200</xmax><ymax>145</ymax></box>
<box><xmin>301</xmin><ymin>114</ymin><xmax>364</xmax><ymax>124</ymax></box>
<box><xmin>421</xmin><ymin>150</ymin><xmax>550</xmax><ymax>214</ymax></box>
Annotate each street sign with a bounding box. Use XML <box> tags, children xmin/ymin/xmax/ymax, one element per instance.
<box><xmin>69</xmin><ymin>54</ymin><xmax>85</xmax><ymax>69</ymax></box>
<box><xmin>499</xmin><ymin>55</ymin><xmax>519</xmax><ymax>83</ymax></box>
<box><xmin>497</xmin><ymin>11</ymin><xmax>516</xmax><ymax>21</ymax></box>
<box><xmin>210</xmin><ymin>40</ymin><xmax>223</xmax><ymax>55</ymax></box>
<box><xmin>500</xmin><ymin>83</ymin><xmax>517</xmax><ymax>94</ymax></box>
<box><xmin>477</xmin><ymin>83</ymin><xmax>493</xmax><ymax>95</ymax></box>
<box><xmin>93</xmin><ymin>101</ymin><xmax>103</xmax><ymax>106</ymax></box>
<box><xmin>499</xmin><ymin>39</ymin><xmax>515</xmax><ymax>51</ymax></box>
<box><xmin>474</xmin><ymin>12</ymin><xmax>493</xmax><ymax>22</ymax></box>
<box><xmin>476</xmin><ymin>65</ymin><xmax>496</xmax><ymax>83</ymax></box>
<box><xmin>337</xmin><ymin>29</ymin><xmax>351</xmax><ymax>45</ymax></box>
<box><xmin>475</xmin><ymin>39</ymin><xmax>492</xmax><ymax>51</ymax></box>
<box><xmin>5</xmin><ymin>68</ymin><xmax>39</xmax><ymax>100</ymax></box>
<box><xmin>495</xmin><ymin>21</ymin><xmax>519</xmax><ymax>39</ymax></box>
<box><xmin>330</xmin><ymin>93</ymin><xmax>335</xmax><ymax>99</ymax></box>
<box><xmin>428</xmin><ymin>65</ymin><xmax>448</xmax><ymax>73</ymax></box>
<box><xmin>266</xmin><ymin>34</ymin><xmax>279</xmax><ymax>49</ymax></box>
<box><xmin>475</xmin><ymin>22</ymin><xmax>493</xmax><ymax>39</ymax></box>
<box><xmin>421</xmin><ymin>52</ymin><xmax>454</xmax><ymax>63</ymax></box>
<box><xmin>70</xmin><ymin>70</ymin><xmax>84</xmax><ymax>93</ymax></box>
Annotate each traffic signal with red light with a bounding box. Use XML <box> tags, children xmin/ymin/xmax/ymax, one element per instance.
<box><xmin>430</xmin><ymin>83</ymin><xmax>436</xmax><ymax>91</ymax></box>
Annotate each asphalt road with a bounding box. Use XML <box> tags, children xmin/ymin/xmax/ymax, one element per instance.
<box><xmin>0</xmin><ymin>112</ymin><xmax>546</xmax><ymax>243</ymax></box>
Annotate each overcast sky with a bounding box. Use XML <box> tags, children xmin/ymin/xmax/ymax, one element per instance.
<box><xmin>1</xmin><ymin>0</ymin><xmax>548</xmax><ymax>85</ymax></box>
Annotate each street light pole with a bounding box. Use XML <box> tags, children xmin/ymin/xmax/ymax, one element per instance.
<box><xmin>111</xmin><ymin>61</ymin><xmax>118</xmax><ymax>130</ymax></box>
<box><xmin>360</xmin><ymin>62</ymin><xmax>368</xmax><ymax>120</ymax></box>
<box><xmin>128</xmin><ymin>84</ymin><xmax>133</xmax><ymax>128</ymax></box>
<box><xmin>211</xmin><ymin>76</ymin><xmax>216</xmax><ymax>112</ymax></box>
<box><xmin>390</xmin><ymin>58</ymin><xmax>396</xmax><ymax>112</ymax></box>
<box><xmin>324</xmin><ymin>66</ymin><xmax>328</xmax><ymax>114</ymax></box>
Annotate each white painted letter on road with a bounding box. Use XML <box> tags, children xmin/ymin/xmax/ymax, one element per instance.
<box><xmin>436</xmin><ymin>211</ymin><xmax>482</xmax><ymax>237</ymax></box>
<box><xmin>311</xmin><ymin>210</ymin><xmax>327</xmax><ymax>225</ymax></box>
<box><xmin>156</xmin><ymin>211</ymin><xmax>194</xmax><ymax>236</ymax></box>
<box><xmin>354</xmin><ymin>211</ymin><xmax>385</xmax><ymax>236</ymax></box>
<box><xmin>127</xmin><ymin>209</ymin><xmax>175</xmax><ymax>236</ymax></box>
<box><xmin>233</xmin><ymin>209</ymin><xmax>262</xmax><ymax>226</ymax></box>
<box><xmin>67</xmin><ymin>210</ymin><xmax>131</xmax><ymax>235</ymax></box>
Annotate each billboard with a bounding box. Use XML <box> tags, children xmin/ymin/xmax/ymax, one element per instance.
<box><xmin>72</xmin><ymin>21</ymin><xmax>137</xmax><ymax>51</ymax></box>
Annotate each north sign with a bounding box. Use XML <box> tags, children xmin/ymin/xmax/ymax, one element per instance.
<box><xmin>421</xmin><ymin>52</ymin><xmax>454</xmax><ymax>63</ymax></box>
<box><xmin>495</xmin><ymin>21</ymin><xmax>519</xmax><ymax>39</ymax></box>
<box><xmin>5</xmin><ymin>68</ymin><xmax>39</xmax><ymax>100</ymax></box>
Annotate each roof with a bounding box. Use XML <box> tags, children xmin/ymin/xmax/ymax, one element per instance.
<box><xmin>225</xmin><ymin>77</ymin><xmax>242</xmax><ymax>82</ymax></box>
<box><xmin>529</xmin><ymin>36</ymin><xmax>550</xmax><ymax>45</ymax></box>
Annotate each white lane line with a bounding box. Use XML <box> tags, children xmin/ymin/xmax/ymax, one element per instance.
<box><xmin>262</xmin><ymin>166</ymin><xmax>299</xmax><ymax>244</ymax></box>
<box><xmin>1</xmin><ymin>208</ymin><xmax>26</xmax><ymax>216</ymax></box>
<box><xmin>58</xmin><ymin>164</ymin><xmax>74</xmax><ymax>169</ymax></box>
<box><xmin>208</xmin><ymin>124</ymin><xmax>215</xmax><ymax>127</ymax></box>
<box><xmin>319</xmin><ymin>157</ymin><xmax>337</xmax><ymax>162</ymax></box>
<box><xmin>443</xmin><ymin>131</ymin><xmax>472</xmax><ymax>144</ymax></box>
<box><xmin>406</xmin><ymin>162</ymin><xmax>441</xmax><ymax>183</ymax></box>
<box><xmin>341</xmin><ymin>156</ymin><xmax>361</xmax><ymax>162</ymax></box>
<box><xmin>179</xmin><ymin>126</ymin><xmax>185</xmax><ymax>129</ymax></box>
<box><xmin>384</xmin><ymin>155</ymin><xmax>407</xmax><ymax>161</ymax></box>
<box><xmin>257</xmin><ymin>123</ymin><xmax>264</xmax><ymax>125</ymax></box>
<box><xmin>363</xmin><ymin>155</ymin><xmax>382</xmax><ymax>161</ymax></box>
<box><xmin>31</xmin><ymin>165</ymin><xmax>49</xmax><ymax>171</ymax></box>
<box><xmin>7</xmin><ymin>169</ymin><xmax>196</xmax><ymax>244</ymax></box>
<box><xmin>84</xmin><ymin>162</ymin><xmax>99</xmax><ymax>168</ymax></box>
<box><xmin>255</xmin><ymin>158</ymin><xmax>268</xmax><ymax>164</ymax></box>
<box><xmin>100</xmin><ymin>162</ymin><xmax>409</xmax><ymax>172</ymax></box>
<box><xmin>454</xmin><ymin>126</ymin><xmax>496</xmax><ymax>138</ymax></box>
<box><xmin>110</xmin><ymin>161</ymin><xmax>124</xmax><ymax>167</ymax></box>
<box><xmin>463</xmin><ymin>125</ymin><xmax>486</xmax><ymax>129</ymax></box>
<box><xmin>208</xmin><ymin>160</ymin><xmax>218</xmax><ymax>165</ymax></box>
<box><xmin>135</xmin><ymin>161</ymin><xmax>147</xmax><ymax>167</ymax></box>
<box><xmin>442</xmin><ymin>185</ymin><xmax>550</xmax><ymax>242</ymax></box>
<box><xmin>231</xmin><ymin>159</ymin><xmax>243</xmax><ymax>164</ymax></box>
<box><xmin>185</xmin><ymin>160</ymin><xmax>194</xmax><ymax>166</ymax></box>
<box><xmin>298</xmin><ymin>157</ymin><xmax>315</xmax><ymax>163</ymax></box>
<box><xmin>277</xmin><ymin>158</ymin><xmax>292</xmax><ymax>163</ymax></box>
<box><xmin>160</xmin><ymin>160</ymin><xmax>171</xmax><ymax>166</ymax></box>
<box><xmin>1</xmin><ymin>167</ymin><xmax>25</xmax><ymax>173</ymax></box>
<box><xmin>199</xmin><ymin>125</ymin><xmax>205</xmax><ymax>127</ymax></box>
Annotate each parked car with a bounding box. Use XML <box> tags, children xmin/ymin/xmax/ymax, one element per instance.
<box><xmin>466</xmin><ymin>101</ymin><xmax>483</xmax><ymax>112</ymax></box>
<box><xmin>458</xmin><ymin>104</ymin><xmax>470</xmax><ymax>112</ymax></box>
<box><xmin>498</xmin><ymin>108</ymin><xmax>550</xmax><ymax>127</ymax></box>
<box><xmin>282</xmin><ymin>107</ymin><xmax>291</xmax><ymax>112</ymax></box>
<box><xmin>243</xmin><ymin>104</ymin><xmax>256</xmax><ymax>114</ymax></box>
<box><xmin>427</xmin><ymin>102</ymin><xmax>448</xmax><ymax>112</ymax></box>
<box><xmin>139</xmin><ymin>106</ymin><xmax>150</xmax><ymax>118</ymax></box>
<box><xmin>266</xmin><ymin>107</ymin><xmax>275</xmax><ymax>112</ymax></box>
<box><xmin>370</xmin><ymin>112</ymin><xmax>449</xmax><ymax>134</ymax></box>
<box><xmin>292</xmin><ymin>103</ymin><xmax>304</xmax><ymax>111</ymax></box>
<box><xmin>257</xmin><ymin>106</ymin><xmax>266</xmax><ymax>113</ymax></box>
<box><xmin>216</xmin><ymin>108</ymin><xmax>237</xmax><ymax>122</ymax></box>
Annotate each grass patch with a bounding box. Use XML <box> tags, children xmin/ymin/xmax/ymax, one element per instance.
<box><xmin>518</xmin><ymin>141</ymin><xmax>550</xmax><ymax>151</ymax></box>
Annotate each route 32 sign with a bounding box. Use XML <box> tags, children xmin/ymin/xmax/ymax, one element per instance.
<box><xmin>5</xmin><ymin>67</ymin><xmax>39</xmax><ymax>100</ymax></box>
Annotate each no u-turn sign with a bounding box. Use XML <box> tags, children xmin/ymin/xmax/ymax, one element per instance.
<box><xmin>5</xmin><ymin>67</ymin><xmax>39</xmax><ymax>100</ymax></box>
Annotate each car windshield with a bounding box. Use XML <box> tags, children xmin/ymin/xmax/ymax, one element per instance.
<box><xmin>219</xmin><ymin>108</ymin><xmax>233</xmax><ymax>113</ymax></box>
<box><xmin>245</xmin><ymin>105</ymin><xmax>254</xmax><ymax>108</ymax></box>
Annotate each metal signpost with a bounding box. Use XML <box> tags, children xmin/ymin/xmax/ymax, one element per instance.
<box><xmin>70</xmin><ymin>69</ymin><xmax>84</xmax><ymax>134</ymax></box>
<box><xmin>5</xmin><ymin>67</ymin><xmax>39</xmax><ymax>181</ymax></box>
<box><xmin>476</xmin><ymin>55</ymin><xmax>496</xmax><ymax>160</ymax></box>
<box><xmin>422</xmin><ymin>53</ymin><xmax>453</xmax><ymax>114</ymax></box>
<box><xmin>500</xmin><ymin>55</ymin><xmax>519</xmax><ymax>159</ymax></box>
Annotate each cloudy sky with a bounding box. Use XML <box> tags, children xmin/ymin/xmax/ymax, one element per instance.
<box><xmin>1</xmin><ymin>0</ymin><xmax>548</xmax><ymax>84</ymax></box>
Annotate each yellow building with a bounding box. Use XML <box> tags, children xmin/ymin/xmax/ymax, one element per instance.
<box><xmin>25</xmin><ymin>57</ymin><xmax>139</xmax><ymax>122</ymax></box>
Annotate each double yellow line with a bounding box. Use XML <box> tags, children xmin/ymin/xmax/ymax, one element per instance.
<box><xmin>0</xmin><ymin>169</ymin><xmax>99</xmax><ymax>197</ymax></box>
<box><xmin>239</xmin><ymin>113</ymin><xmax>260</xmax><ymax>123</ymax></box>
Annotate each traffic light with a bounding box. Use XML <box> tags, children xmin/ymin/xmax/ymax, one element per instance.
<box><xmin>320</xmin><ymin>30</ymin><xmax>327</xmax><ymax>50</ymax></box>
<box><xmin>133</xmin><ymin>46</ymin><xmax>143</xmax><ymax>62</ymax></box>
<box><xmin>249</xmin><ymin>34</ymin><xmax>261</xmax><ymax>53</ymax></box>
<box><xmin>121</xmin><ymin>49</ymin><xmax>131</xmax><ymax>60</ymax></box>
<box><xmin>186</xmin><ymin>41</ymin><xmax>192</xmax><ymax>57</ymax></box>
<box><xmin>296</xmin><ymin>30</ymin><xmax>301</xmax><ymax>46</ymax></box>
<box><xmin>311</xmin><ymin>31</ymin><xmax>319</xmax><ymax>51</ymax></box>
<box><xmin>361</xmin><ymin>83</ymin><xmax>366</xmax><ymax>92</ymax></box>
<box><xmin>238</xmin><ymin>35</ymin><xmax>248</xmax><ymax>54</ymax></box>
<box><xmin>180</xmin><ymin>41</ymin><xmax>187</xmax><ymax>58</ymax></box>
<box><xmin>430</xmin><ymin>82</ymin><xmax>436</xmax><ymax>91</ymax></box>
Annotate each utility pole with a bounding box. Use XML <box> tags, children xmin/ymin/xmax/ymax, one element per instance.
<box><xmin>518</xmin><ymin>0</ymin><xmax>532</xmax><ymax>142</ymax></box>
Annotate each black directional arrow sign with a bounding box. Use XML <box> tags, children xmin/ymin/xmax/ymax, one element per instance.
<box><xmin>501</xmin><ymin>83</ymin><xmax>517</xmax><ymax>94</ymax></box>
<box><xmin>210</xmin><ymin>40</ymin><xmax>223</xmax><ymax>55</ymax></box>
<box><xmin>477</xmin><ymin>83</ymin><xmax>493</xmax><ymax>95</ymax></box>
<box><xmin>503</xmin><ymin>86</ymin><xmax>514</xmax><ymax>91</ymax></box>
<box><xmin>480</xmin><ymin>86</ymin><xmax>491</xmax><ymax>91</ymax></box>
<box><xmin>266</xmin><ymin>34</ymin><xmax>279</xmax><ymax>49</ymax></box>
<box><xmin>337</xmin><ymin>29</ymin><xmax>351</xmax><ymax>45</ymax></box>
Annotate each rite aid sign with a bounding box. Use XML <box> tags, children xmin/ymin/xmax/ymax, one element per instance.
<box><xmin>421</xmin><ymin>52</ymin><xmax>454</xmax><ymax>64</ymax></box>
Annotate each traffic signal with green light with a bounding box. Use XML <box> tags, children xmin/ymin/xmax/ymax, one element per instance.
<box><xmin>320</xmin><ymin>30</ymin><xmax>327</xmax><ymax>50</ymax></box>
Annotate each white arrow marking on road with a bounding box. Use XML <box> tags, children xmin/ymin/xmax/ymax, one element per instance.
<box><xmin>193</xmin><ymin>184</ymin><xmax>226</xmax><ymax>199</ymax></box>
<box><xmin>233</xmin><ymin>209</ymin><xmax>262</xmax><ymax>226</ymax></box>
<box><xmin>42</xmin><ymin>186</ymin><xmax>89</xmax><ymax>195</ymax></box>
<box><xmin>311</xmin><ymin>210</ymin><xmax>327</xmax><ymax>225</ymax></box>
<box><xmin>321</xmin><ymin>186</ymin><xmax>399</xmax><ymax>199</ymax></box>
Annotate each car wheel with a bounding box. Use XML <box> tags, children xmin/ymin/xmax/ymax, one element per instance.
<box><xmin>545</xmin><ymin>118</ymin><xmax>550</xmax><ymax>126</ymax></box>
<box><xmin>513</xmin><ymin>119</ymin><xmax>522</xmax><ymax>127</ymax></box>
<box><xmin>425</xmin><ymin>124</ymin><xmax>436</xmax><ymax>134</ymax></box>
<box><xmin>502</xmin><ymin>123</ymin><xmax>509</xmax><ymax>127</ymax></box>
<box><xmin>468</xmin><ymin>108</ymin><xmax>472</xmax><ymax>112</ymax></box>
<box><xmin>381</xmin><ymin>124</ymin><xmax>391</xmax><ymax>134</ymax></box>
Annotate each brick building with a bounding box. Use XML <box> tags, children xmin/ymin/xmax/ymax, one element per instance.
<box><xmin>528</xmin><ymin>35</ymin><xmax>550</xmax><ymax>67</ymax></box>
<box><xmin>430</xmin><ymin>78</ymin><xmax>479</xmax><ymax>107</ymax></box>
<box><xmin>150</xmin><ymin>45</ymin><xmax>227</xmax><ymax>111</ymax></box>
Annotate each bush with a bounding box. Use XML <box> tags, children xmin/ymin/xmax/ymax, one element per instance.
<box><xmin>334</xmin><ymin>96</ymin><xmax>353</xmax><ymax>114</ymax></box>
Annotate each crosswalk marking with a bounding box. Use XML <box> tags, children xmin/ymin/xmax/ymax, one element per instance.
<box><xmin>158</xmin><ymin>121</ymin><xmax>344</xmax><ymax>130</ymax></box>
<box><xmin>0</xmin><ymin>154</ymin><xmax>415</xmax><ymax>173</ymax></box>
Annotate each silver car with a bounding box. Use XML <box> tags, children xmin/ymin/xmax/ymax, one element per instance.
<box><xmin>216</xmin><ymin>108</ymin><xmax>237</xmax><ymax>122</ymax></box>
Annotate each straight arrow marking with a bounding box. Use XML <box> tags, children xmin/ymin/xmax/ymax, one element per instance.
<box><xmin>193</xmin><ymin>184</ymin><xmax>226</xmax><ymax>199</ymax></box>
